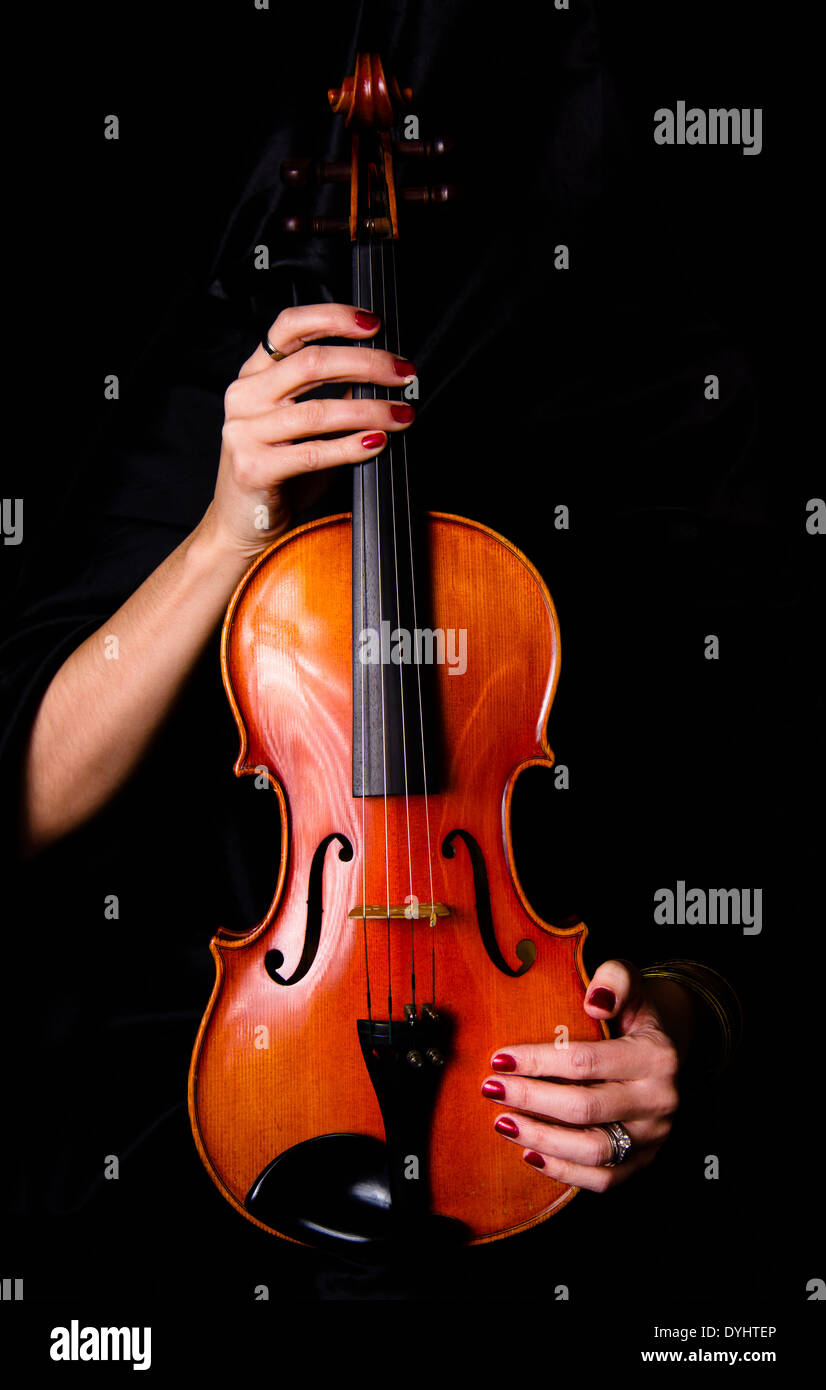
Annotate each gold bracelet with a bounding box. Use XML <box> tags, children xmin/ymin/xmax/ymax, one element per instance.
<box><xmin>640</xmin><ymin>959</ymin><xmax>743</xmax><ymax>1074</ymax></box>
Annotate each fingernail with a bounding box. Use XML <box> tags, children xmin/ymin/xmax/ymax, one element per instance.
<box><xmin>491</xmin><ymin>1053</ymin><xmax>517</xmax><ymax>1073</ymax></box>
<box><xmin>494</xmin><ymin>1117</ymin><xmax>519</xmax><ymax>1137</ymax></box>
<box><xmin>355</xmin><ymin>310</ymin><xmax>380</xmax><ymax>328</ymax></box>
<box><xmin>361</xmin><ymin>432</ymin><xmax>386</xmax><ymax>449</ymax></box>
<box><xmin>390</xmin><ymin>403</ymin><xmax>415</xmax><ymax>423</ymax></box>
<box><xmin>482</xmin><ymin>1080</ymin><xmax>505</xmax><ymax>1099</ymax></box>
<box><xmin>393</xmin><ymin>358</ymin><xmax>416</xmax><ymax>378</ymax></box>
<box><xmin>588</xmin><ymin>987</ymin><xmax>616</xmax><ymax>1010</ymax></box>
<box><xmin>524</xmin><ymin>1151</ymin><xmax>545</xmax><ymax>1169</ymax></box>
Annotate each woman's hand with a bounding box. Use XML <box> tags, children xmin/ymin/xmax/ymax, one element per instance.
<box><xmin>202</xmin><ymin>303</ymin><xmax>417</xmax><ymax>560</ymax></box>
<box><xmin>482</xmin><ymin>958</ymin><xmax>695</xmax><ymax>1191</ymax></box>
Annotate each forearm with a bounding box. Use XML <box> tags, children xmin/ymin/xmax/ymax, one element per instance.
<box><xmin>20</xmin><ymin>506</ymin><xmax>252</xmax><ymax>854</ymax></box>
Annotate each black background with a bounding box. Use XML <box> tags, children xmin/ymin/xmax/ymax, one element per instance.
<box><xmin>3</xmin><ymin>0</ymin><xmax>823</xmax><ymax>1367</ymax></box>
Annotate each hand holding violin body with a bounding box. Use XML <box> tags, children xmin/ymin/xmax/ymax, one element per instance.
<box><xmin>486</xmin><ymin>958</ymin><xmax>695</xmax><ymax>1191</ymax></box>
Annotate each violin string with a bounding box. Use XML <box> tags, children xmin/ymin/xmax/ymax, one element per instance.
<box><xmin>367</xmin><ymin>170</ymin><xmax>394</xmax><ymax>1033</ymax></box>
<box><xmin>388</xmin><ymin>236</ymin><xmax>438</xmax><ymax>1006</ymax></box>
<box><xmin>381</xmin><ymin>235</ymin><xmax>416</xmax><ymax>1010</ymax></box>
<box><xmin>356</xmin><ymin>237</ymin><xmax>372</xmax><ymax>1030</ymax></box>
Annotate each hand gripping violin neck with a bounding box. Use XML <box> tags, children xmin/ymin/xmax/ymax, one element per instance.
<box><xmin>188</xmin><ymin>54</ymin><xmax>604</xmax><ymax>1255</ymax></box>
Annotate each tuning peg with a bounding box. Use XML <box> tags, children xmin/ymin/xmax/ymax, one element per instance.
<box><xmin>281</xmin><ymin>215</ymin><xmax>350</xmax><ymax>236</ymax></box>
<box><xmin>395</xmin><ymin>137</ymin><xmax>454</xmax><ymax>158</ymax></box>
<box><xmin>280</xmin><ymin>158</ymin><xmax>350</xmax><ymax>188</ymax></box>
<box><xmin>400</xmin><ymin>185</ymin><xmax>456</xmax><ymax>204</ymax></box>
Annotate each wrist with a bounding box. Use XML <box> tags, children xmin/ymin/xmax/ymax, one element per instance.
<box><xmin>645</xmin><ymin>977</ymin><xmax>699</xmax><ymax>1064</ymax></box>
<box><xmin>187</xmin><ymin>503</ymin><xmax>269</xmax><ymax>585</ymax></box>
<box><xmin>641</xmin><ymin>960</ymin><xmax>742</xmax><ymax>1077</ymax></box>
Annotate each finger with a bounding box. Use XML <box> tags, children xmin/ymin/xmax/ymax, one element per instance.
<box><xmin>518</xmin><ymin>1146</ymin><xmax>650</xmax><ymax>1194</ymax></box>
<box><xmin>583</xmin><ymin>959</ymin><xmax>643</xmax><ymax>1020</ymax></box>
<box><xmin>489</xmin><ymin>1035</ymin><xmax>663</xmax><ymax>1083</ymax></box>
<box><xmin>240</xmin><ymin>304</ymin><xmax>383</xmax><ymax>377</ymax></box>
<box><xmin>492</xmin><ymin>1113</ymin><xmax>654</xmax><ymax>1167</ymax></box>
<box><xmin>247</xmin><ymin>397</ymin><xmax>415</xmax><ymax>446</ymax></box>
<box><xmin>244</xmin><ymin>345</ymin><xmax>416</xmax><ymax>407</ymax></box>
<box><xmin>239</xmin><ymin>429</ymin><xmax>388</xmax><ymax>487</ymax></box>
<box><xmin>481</xmin><ymin>1074</ymin><xmax>642</xmax><ymax>1125</ymax></box>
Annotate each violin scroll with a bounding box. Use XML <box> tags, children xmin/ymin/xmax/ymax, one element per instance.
<box><xmin>328</xmin><ymin>52</ymin><xmax>412</xmax><ymax>129</ymax></box>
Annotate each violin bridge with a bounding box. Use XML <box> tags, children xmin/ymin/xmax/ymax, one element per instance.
<box><xmin>348</xmin><ymin>903</ymin><xmax>450</xmax><ymax>921</ymax></box>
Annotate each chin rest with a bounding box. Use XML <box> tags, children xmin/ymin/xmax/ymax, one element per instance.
<box><xmin>245</xmin><ymin>1134</ymin><xmax>466</xmax><ymax>1257</ymax></box>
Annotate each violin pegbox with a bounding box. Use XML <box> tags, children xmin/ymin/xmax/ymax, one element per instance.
<box><xmin>329</xmin><ymin>53</ymin><xmax>410</xmax><ymax>241</ymax></box>
<box><xmin>280</xmin><ymin>54</ymin><xmax>454</xmax><ymax>239</ymax></box>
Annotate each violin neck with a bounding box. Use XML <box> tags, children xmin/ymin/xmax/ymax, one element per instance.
<box><xmin>351</xmin><ymin>237</ymin><xmax>434</xmax><ymax>798</ymax></box>
<box><xmin>352</xmin><ymin>238</ymin><xmax>402</xmax><ymax>368</ymax></box>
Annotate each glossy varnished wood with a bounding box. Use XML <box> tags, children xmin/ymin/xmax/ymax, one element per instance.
<box><xmin>188</xmin><ymin>511</ymin><xmax>605</xmax><ymax>1243</ymax></box>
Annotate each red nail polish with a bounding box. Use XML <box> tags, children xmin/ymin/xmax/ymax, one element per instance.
<box><xmin>393</xmin><ymin>358</ymin><xmax>416</xmax><ymax>377</ymax></box>
<box><xmin>524</xmin><ymin>1151</ymin><xmax>545</xmax><ymax>1169</ymax></box>
<box><xmin>494</xmin><ymin>1117</ymin><xmax>519</xmax><ymax>1137</ymax></box>
<box><xmin>361</xmin><ymin>432</ymin><xmax>386</xmax><ymax>449</ymax></box>
<box><xmin>355</xmin><ymin>310</ymin><xmax>380</xmax><ymax>328</ymax></box>
<box><xmin>390</xmin><ymin>403</ymin><xmax>415</xmax><ymax>423</ymax></box>
<box><xmin>491</xmin><ymin>1053</ymin><xmax>517</xmax><ymax>1073</ymax></box>
<box><xmin>482</xmin><ymin>1080</ymin><xmax>505</xmax><ymax>1099</ymax></box>
<box><xmin>589</xmin><ymin>987</ymin><xmax>616</xmax><ymax>1010</ymax></box>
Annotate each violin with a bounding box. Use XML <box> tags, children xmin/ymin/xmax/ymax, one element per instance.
<box><xmin>188</xmin><ymin>53</ymin><xmax>605</xmax><ymax>1251</ymax></box>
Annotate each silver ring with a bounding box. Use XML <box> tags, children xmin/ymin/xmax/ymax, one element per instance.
<box><xmin>602</xmin><ymin>1121</ymin><xmax>632</xmax><ymax>1167</ymax></box>
<box><xmin>262</xmin><ymin>333</ymin><xmax>287</xmax><ymax>361</ymax></box>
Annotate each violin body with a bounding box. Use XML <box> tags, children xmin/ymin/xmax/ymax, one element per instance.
<box><xmin>189</xmin><ymin>509</ymin><xmax>604</xmax><ymax>1245</ymax></box>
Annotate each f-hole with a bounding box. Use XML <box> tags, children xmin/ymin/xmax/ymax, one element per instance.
<box><xmin>265</xmin><ymin>833</ymin><xmax>354</xmax><ymax>986</ymax></box>
<box><xmin>442</xmin><ymin>829</ymin><xmax>537</xmax><ymax>977</ymax></box>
